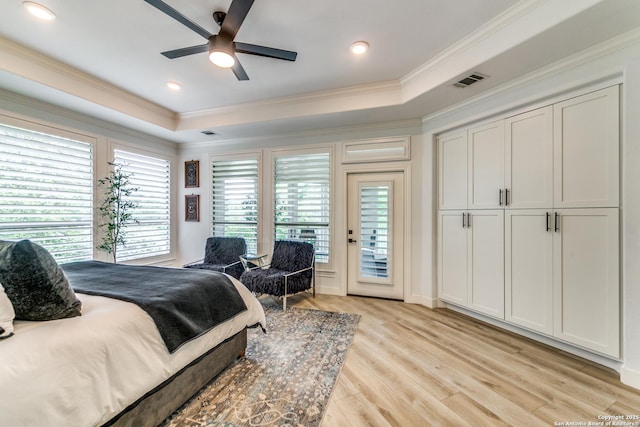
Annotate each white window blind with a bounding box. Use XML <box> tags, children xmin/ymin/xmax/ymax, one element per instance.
<box><xmin>211</xmin><ymin>158</ymin><xmax>258</xmax><ymax>254</ymax></box>
<box><xmin>0</xmin><ymin>123</ymin><xmax>94</xmax><ymax>263</ymax></box>
<box><xmin>274</xmin><ymin>152</ymin><xmax>330</xmax><ymax>263</ymax></box>
<box><xmin>360</xmin><ymin>184</ymin><xmax>389</xmax><ymax>278</ymax></box>
<box><xmin>112</xmin><ymin>150</ymin><xmax>171</xmax><ymax>261</ymax></box>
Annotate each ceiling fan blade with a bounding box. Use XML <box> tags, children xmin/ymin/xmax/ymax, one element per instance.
<box><xmin>144</xmin><ymin>0</ymin><xmax>212</xmax><ymax>40</ymax></box>
<box><xmin>231</xmin><ymin>57</ymin><xmax>249</xmax><ymax>81</ymax></box>
<box><xmin>234</xmin><ymin>42</ymin><xmax>297</xmax><ymax>61</ymax></box>
<box><xmin>161</xmin><ymin>44</ymin><xmax>208</xmax><ymax>59</ymax></box>
<box><xmin>219</xmin><ymin>0</ymin><xmax>255</xmax><ymax>41</ymax></box>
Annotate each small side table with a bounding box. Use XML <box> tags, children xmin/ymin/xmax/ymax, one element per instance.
<box><xmin>240</xmin><ymin>254</ymin><xmax>268</xmax><ymax>271</ymax></box>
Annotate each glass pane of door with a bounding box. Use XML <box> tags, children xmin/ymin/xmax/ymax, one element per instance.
<box><xmin>360</xmin><ymin>183</ymin><xmax>390</xmax><ymax>279</ymax></box>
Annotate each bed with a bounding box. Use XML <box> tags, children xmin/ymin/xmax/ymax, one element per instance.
<box><xmin>0</xmin><ymin>240</ymin><xmax>266</xmax><ymax>427</ymax></box>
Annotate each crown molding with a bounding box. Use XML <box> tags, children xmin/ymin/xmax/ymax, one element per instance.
<box><xmin>421</xmin><ymin>26</ymin><xmax>640</xmax><ymax>127</ymax></box>
<box><xmin>400</xmin><ymin>0</ymin><xmax>603</xmax><ymax>103</ymax></box>
<box><xmin>0</xmin><ymin>36</ymin><xmax>176</xmax><ymax>130</ymax></box>
<box><xmin>176</xmin><ymin>80</ymin><xmax>402</xmax><ymax>131</ymax></box>
<box><xmin>0</xmin><ymin>0</ymin><xmax>615</xmax><ymax>141</ymax></box>
<box><xmin>179</xmin><ymin>118</ymin><xmax>422</xmax><ymax>151</ymax></box>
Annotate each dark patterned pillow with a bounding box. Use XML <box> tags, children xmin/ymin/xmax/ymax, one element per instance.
<box><xmin>0</xmin><ymin>240</ymin><xmax>81</xmax><ymax>321</ymax></box>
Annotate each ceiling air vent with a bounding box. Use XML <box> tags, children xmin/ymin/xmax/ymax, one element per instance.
<box><xmin>201</xmin><ymin>130</ymin><xmax>216</xmax><ymax>136</ymax></box>
<box><xmin>453</xmin><ymin>72</ymin><xmax>488</xmax><ymax>88</ymax></box>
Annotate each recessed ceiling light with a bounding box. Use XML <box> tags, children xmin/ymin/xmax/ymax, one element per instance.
<box><xmin>350</xmin><ymin>41</ymin><xmax>369</xmax><ymax>55</ymax></box>
<box><xmin>166</xmin><ymin>81</ymin><xmax>182</xmax><ymax>91</ymax></box>
<box><xmin>23</xmin><ymin>2</ymin><xmax>56</xmax><ymax>21</ymax></box>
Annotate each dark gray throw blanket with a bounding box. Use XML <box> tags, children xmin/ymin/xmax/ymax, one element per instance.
<box><xmin>62</xmin><ymin>261</ymin><xmax>247</xmax><ymax>353</ymax></box>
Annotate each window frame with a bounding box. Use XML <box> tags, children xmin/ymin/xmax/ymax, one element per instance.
<box><xmin>209</xmin><ymin>152</ymin><xmax>263</xmax><ymax>256</ymax></box>
<box><xmin>108</xmin><ymin>141</ymin><xmax>177</xmax><ymax>264</ymax></box>
<box><xmin>272</xmin><ymin>146</ymin><xmax>334</xmax><ymax>268</ymax></box>
<box><xmin>0</xmin><ymin>113</ymin><xmax>97</xmax><ymax>263</ymax></box>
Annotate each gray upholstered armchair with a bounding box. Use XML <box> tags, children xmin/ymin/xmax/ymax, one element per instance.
<box><xmin>239</xmin><ymin>240</ymin><xmax>315</xmax><ymax>310</ymax></box>
<box><xmin>184</xmin><ymin>237</ymin><xmax>246</xmax><ymax>279</ymax></box>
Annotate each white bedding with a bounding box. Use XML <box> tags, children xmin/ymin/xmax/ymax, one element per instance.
<box><xmin>0</xmin><ymin>275</ymin><xmax>265</xmax><ymax>427</ymax></box>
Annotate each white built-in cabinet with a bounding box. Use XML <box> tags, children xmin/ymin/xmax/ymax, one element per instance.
<box><xmin>438</xmin><ymin>209</ymin><xmax>504</xmax><ymax>318</ymax></box>
<box><xmin>553</xmin><ymin>88</ymin><xmax>619</xmax><ymax>208</ymax></box>
<box><xmin>438</xmin><ymin>85</ymin><xmax>620</xmax><ymax>358</ymax></box>
<box><xmin>504</xmin><ymin>210</ymin><xmax>554</xmax><ymax>334</ymax></box>
<box><xmin>505</xmin><ymin>106</ymin><xmax>554</xmax><ymax>209</ymax></box>
<box><xmin>438</xmin><ymin>131</ymin><xmax>468</xmax><ymax>210</ymax></box>
<box><xmin>468</xmin><ymin>121</ymin><xmax>505</xmax><ymax>209</ymax></box>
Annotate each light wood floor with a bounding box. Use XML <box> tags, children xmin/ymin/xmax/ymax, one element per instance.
<box><xmin>286</xmin><ymin>293</ymin><xmax>640</xmax><ymax>427</ymax></box>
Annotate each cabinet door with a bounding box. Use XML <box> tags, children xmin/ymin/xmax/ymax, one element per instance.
<box><xmin>553</xmin><ymin>86</ymin><xmax>619</xmax><ymax>208</ymax></box>
<box><xmin>505</xmin><ymin>107</ymin><xmax>553</xmax><ymax>209</ymax></box>
<box><xmin>438</xmin><ymin>210</ymin><xmax>468</xmax><ymax>305</ymax></box>
<box><xmin>468</xmin><ymin>210</ymin><xmax>504</xmax><ymax>319</ymax></box>
<box><xmin>505</xmin><ymin>210</ymin><xmax>553</xmax><ymax>334</ymax></box>
<box><xmin>438</xmin><ymin>131</ymin><xmax>468</xmax><ymax>210</ymax></box>
<box><xmin>468</xmin><ymin>121</ymin><xmax>505</xmax><ymax>209</ymax></box>
<box><xmin>553</xmin><ymin>208</ymin><xmax>619</xmax><ymax>357</ymax></box>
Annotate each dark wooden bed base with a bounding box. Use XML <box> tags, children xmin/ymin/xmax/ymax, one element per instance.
<box><xmin>106</xmin><ymin>329</ymin><xmax>247</xmax><ymax>427</ymax></box>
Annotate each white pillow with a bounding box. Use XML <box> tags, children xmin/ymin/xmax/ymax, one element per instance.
<box><xmin>0</xmin><ymin>283</ymin><xmax>15</xmax><ymax>339</ymax></box>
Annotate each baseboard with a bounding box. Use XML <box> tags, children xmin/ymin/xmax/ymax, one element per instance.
<box><xmin>444</xmin><ymin>303</ymin><xmax>623</xmax><ymax>373</ymax></box>
<box><xmin>621</xmin><ymin>366</ymin><xmax>640</xmax><ymax>390</ymax></box>
<box><xmin>315</xmin><ymin>286</ymin><xmax>344</xmax><ymax>296</ymax></box>
<box><xmin>405</xmin><ymin>294</ymin><xmax>437</xmax><ymax>308</ymax></box>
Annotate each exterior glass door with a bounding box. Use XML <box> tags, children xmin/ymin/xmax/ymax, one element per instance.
<box><xmin>347</xmin><ymin>172</ymin><xmax>404</xmax><ymax>299</ymax></box>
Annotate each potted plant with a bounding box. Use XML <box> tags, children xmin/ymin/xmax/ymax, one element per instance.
<box><xmin>96</xmin><ymin>162</ymin><xmax>139</xmax><ymax>263</ymax></box>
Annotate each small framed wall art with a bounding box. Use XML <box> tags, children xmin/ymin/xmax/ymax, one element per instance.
<box><xmin>185</xmin><ymin>194</ymin><xmax>200</xmax><ymax>222</ymax></box>
<box><xmin>185</xmin><ymin>160</ymin><xmax>199</xmax><ymax>188</ymax></box>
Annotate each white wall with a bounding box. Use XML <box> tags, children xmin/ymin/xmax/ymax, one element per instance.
<box><xmin>621</xmin><ymin>57</ymin><xmax>640</xmax><ymax>389</ymax></box>
<box><xmin>420</xmin><ymin>30</ymin><xmax>640</xmax><ymax>388</ymax></box>
<box><xmin>177</xmin><ymin>121</ymin><xmax>425</xmax><ymax>300</ymax></box>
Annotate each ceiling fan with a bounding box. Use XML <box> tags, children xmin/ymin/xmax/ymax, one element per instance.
<box><xmin>144</xmin><ymin>0</ymin><xmax>298</xmax><ymax>81</ymax></box>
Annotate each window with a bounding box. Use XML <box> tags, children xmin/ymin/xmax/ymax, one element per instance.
<box><xmin>0</xmin><ymin>123</ymin><xmax>94</xmax><ymax>263</ymax></box>
<box><xmin>211</xmin><ymin>157</ymin><xmax>259</xmax><ymax>254</ymax></box>
<box><xmin>274</xmin><ymin>152</ymin><xmax>330</xmax><ymax>263</ymax></box>
<box><xmin>112</xmin><ymin>149</ymin><xmax>171</xmax><ymax>261</ymax></box>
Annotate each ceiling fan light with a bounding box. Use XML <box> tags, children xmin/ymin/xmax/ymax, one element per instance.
<box><xmin>23</xmin><ymin>1</ymin><xmax>56</xmax><ymax>21</ymax></box>
<box><xmin>208</xmin><ymin>36</ymin><xmax>235</xmax><ymax>68</ymax></box>
<box><xmin>209</xmin><ymin>51</ymin><xmax>235</xmax><ymax>68</ymax></box>
<box><xmin>350</xmin><ymin>41</ymin><xmax>369</xmax><ymax>55</ymax></box>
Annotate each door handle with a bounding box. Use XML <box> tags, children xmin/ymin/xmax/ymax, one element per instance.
<box><xmin>348</xmin><ymin>238</ymin><xmax>357</xmax><ymax>243</ymax></box>
<box><xmin>505</xmin><ymin>188</ymin><xmax>510</xmax><ymax>206</ymax></box>
<box><xmin>466</xmin><ymin>213</ymin><xmax>471</xmax><ymax>228</ymax></box>
<box><xmin>554</xmin><ymin>212</ymin><xmax>560</xmax><ymax>232</ymax></box>
<box><xmin>546</xmin><ymin>212</ymin><xmax>550</xmax><ymax>232</ymax></box>
<box><xmin>462</xmin><ymin>212</ymin><xmax>466</xmax><ymax>228</ymax></box>
<box><xmin>499</xmin><ymin>189</ymin><xmax>503</xmax><ymax>206</ymax></box>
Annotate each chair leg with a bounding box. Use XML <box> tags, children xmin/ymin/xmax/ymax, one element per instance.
<box><xmin>283</xmin><ymin>277</ymin><xmax>288</xmax><ymax>311</ymax></box>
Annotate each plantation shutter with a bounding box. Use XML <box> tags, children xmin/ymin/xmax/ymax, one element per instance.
<box><xmin>113</xmin><ymin>149</ymin><xmax>171</xmax><ymax>261</ymax></box>
<box><xmin>211</xmin><ymin>158</ymin><xmax>259</xmax><ymax>254</ymax></box>
<box><xmin>274</xmin><ymin>152</ymin><xmax>330</xmax><ymax>263</ymax></box>
<box><xmin>0</xmin><ymin>123</ymin><xmax>94</xmax><ymax>263</ymax></box>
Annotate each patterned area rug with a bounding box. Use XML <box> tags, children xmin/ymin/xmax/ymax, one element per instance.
<box><xmin>161</xmin><ymin>305</ymin><xmax>360</xmax><ymax>427</ymax></box>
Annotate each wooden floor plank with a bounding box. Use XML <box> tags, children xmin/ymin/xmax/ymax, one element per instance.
<box><xmin>282</xmin><ymin>293</ymin><xmax>640</xmax><ymax>426</ymax></box>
